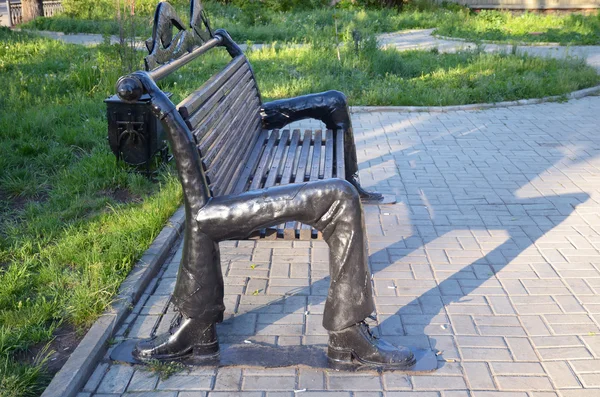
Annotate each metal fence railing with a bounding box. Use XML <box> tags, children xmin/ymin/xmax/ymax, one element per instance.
<box><xmin>5</xmin><ymin>0</ymin><xmax>63</xmax><ymax>27</ymax></box>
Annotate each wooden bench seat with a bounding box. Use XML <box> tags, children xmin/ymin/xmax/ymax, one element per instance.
<box><xmin>175</xmin><ymin>54</ymin><xmax>346</xmax><ymax>239</ymax></box>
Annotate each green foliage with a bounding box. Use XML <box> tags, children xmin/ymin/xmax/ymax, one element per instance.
<box><xmin>436</xmin><ymin>10</ymin><xmax>600</xmax><ymax>45</ymax></box>
<box><xmin>61</xmin><ymin>0</ymin><xmax>191</xmax><ymax>19</ymax></box>
<box><xmin>0</xmin><ymin>29</ymin><xmax>185</xmax><ymax>395</ymax></box>
<box><xmin>249</xmin><ymin>40</ymin><xmax>600</xmax><ymax>106</ymax></box>
<box><xmin>26</xmin><ymin>1</ymin><xmax>600</xmax><ymax>46</ymax></box>
<box><xmin>144</xmin><ymin>360</ymin><xmax>187</xmax><ymax>380</ymax></box>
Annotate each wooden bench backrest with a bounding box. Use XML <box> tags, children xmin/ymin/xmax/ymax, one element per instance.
<box><xmin>177</xmin><ymin>55</ymin><xmax>262</xmax><ymax>196</ymax></box>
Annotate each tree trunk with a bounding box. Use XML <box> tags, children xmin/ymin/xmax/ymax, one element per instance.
<box><xmin>21</xmin><ymin>0</ymin><xmax>44</xmax><ymax>23</ymax></box>
<box><xmin>380</xmin><ymin>0</ymin><xmax>403</xmax><ymax>11</ymax></box>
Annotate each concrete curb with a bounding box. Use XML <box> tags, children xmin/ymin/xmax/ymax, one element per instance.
<box><xmin>41</xmin><ymin>207</ymin><xmax>186</xmax><ymax>397</ymax></box>
<box><xmin>351</xmin><ymin>84</ymin><xmax>600</xmax><ymax>113</ymax></box>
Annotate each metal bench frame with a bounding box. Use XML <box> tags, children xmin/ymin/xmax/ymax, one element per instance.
<box><xmin>114</xmin><ymin>0</ymin><xmax>383</xmax><ymax>240</ymax></box>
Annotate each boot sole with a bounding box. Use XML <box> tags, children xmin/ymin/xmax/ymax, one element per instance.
<box><xmin>327</xmin><ymin>346</ymin><xmax>417</xmax><ymax>370</ymax></box>
<box><xmin>133</xmin><ymin>342</ymin><xmax>220</xmax><ymax>362</ymax></box>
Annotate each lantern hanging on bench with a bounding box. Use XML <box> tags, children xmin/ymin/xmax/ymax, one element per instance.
<box><xmin>105</xmin><ymin>0</ymin><xmax>213</xmax><ymax>175</ymax></box>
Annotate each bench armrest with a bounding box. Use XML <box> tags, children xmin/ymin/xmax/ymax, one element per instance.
<box><xmin>261</xmin><ymin>90</ymin><xmax>352</xmax><ymax>132</ymax></box>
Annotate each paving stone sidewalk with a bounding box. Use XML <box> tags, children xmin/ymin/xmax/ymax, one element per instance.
<box><xmin>79</xmin><ymin>96</ymin><xmax>600</xmax><ymax>396</ymax></box>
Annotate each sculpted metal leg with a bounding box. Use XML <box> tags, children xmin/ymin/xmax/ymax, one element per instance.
<box><xmin>261</xmin><ymin>91</ymin><xmax>385</xmax><ymax>203</ymax></box>
<box><xmin>133</xmin><ymin>179</ymin><xmax>414</xmax><ymax>368</ymax></box>
<box><xmin>176</xmin><ymin>179</ymin><xmax>374</xmax><ymax>331</ymax></box>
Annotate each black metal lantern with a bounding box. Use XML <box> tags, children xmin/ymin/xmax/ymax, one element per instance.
<box><xmin>105</xmin><ymin>92</ymin><xmax>172</xmax><ymax>174</ymax></box>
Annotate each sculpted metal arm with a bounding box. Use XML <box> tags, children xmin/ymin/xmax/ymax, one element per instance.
<box><xmin>261</xmin><ymin>91</ymin><xmax>383</xmax><ymax>201</ymax></box>
<box><xmin>116</xmin><ymin>72</ymin><xmax>211</xmax><ymax>214</ymax></box>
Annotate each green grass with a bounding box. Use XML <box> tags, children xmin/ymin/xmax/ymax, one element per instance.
<box><xmin>1</xmin><ymin>26</ymin><xmax>599</xmax><ymax>396</ymax></box>
<box><xmin>248</xmin><ymin>40</ymin><xmax>600</xmax><ymax>106</ymax></box>
<box><xmin>22</xmin><ymin>2</ymin><xmax>600</xmax><ymax>45</ymax></box>
<box><xmin>0</xmin><ymin>28</ymin><xmax>184</xmax><ymax>396</ymax></box>
<box><xmin>436</xmin><ymin>9</ymin><xmax>600</xmax><ymax>45</ymax></box>
<box><xmin>23</xmin><ymin>1</ymin><xmax>461</xmax><ymax>42</ymax></box>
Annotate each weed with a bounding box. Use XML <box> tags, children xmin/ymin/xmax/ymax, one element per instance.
<box><xmin>144</xmin><ymin>359</ymin><xmax>187</xmax><ymax>380</ymax></box>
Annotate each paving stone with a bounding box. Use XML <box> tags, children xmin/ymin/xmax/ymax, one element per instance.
<box><xmin>157</xmin><ymin>375</ymin><xmax>213</xmax><ymax>391</ymax></box>
<box><xmin>298</xmin><ymin>369</ymin><xmax>324</xmax><ymax>390</ymax></box>
<box><xmin>494</xmin><ymin>376</ymin><xmax>553</xmax><ymax>391</ymax></box>
<box><xmin>491</xmin><ymin>362</ymin><xmax>545</xmax><ymax>375</ymax></box>
<box><xmin>213</xmin><ymin>368</ymin><xmax>242</xmax><ymax>391</ymax></box>
<box><xmin>411</xmin><ymin>375</ymin><xmax>467</xmax><ymax>390</ymax></box>
<box><xmin>463</xmin><ymin>362</ymin><xmax>495</xmax><ymax>389</ymax></box>
<box><xmin>460</xmin><ymin>347</ymin><xmax>513</xmax><ymax>361</ymax></box>
<box><xmin>127</xmin><ymin>370</ymin><xmax>159</xmax><ymax>391</ymax></box>
<box><xmin>569</xmin><ymin>359</ymin><xmax>600</xmax><ymax>373</ymax></box>
<box><xmin>382</xmin><ymin>373</ymin><xmax>412</xmax><ymax>390</ymax></box>
<box><xmin>97</xmin><ymin>365</ymin><xmax>135</xmax><ymax>394</ymax></box>
<box><xmin>242</xmin><ymin>376</ymin><xmax>296</xmax><ymax>390</ymax></box>
<box><xmin>560</xmin><ymin>391</ymin><xmax>600</xmax><ymax>397</ymax></box>
<box><xmin>83</xmin><ymin>362</ymin><xmax>109</xmax><ymax>392</ymax></box>
<box><xmin>537</xmin><ymin>346</ymin><xmax>594</xmax><ymax>360</ymax></box>
<box><xmin>542</xmin><ymin>361</ymin><xmax>581</xmax><ymax>389</ymax></box>
<box><xmin>327</xmin><ymin>375</ymin><xmax>382</xmax><ymax>390</ymax></box>
<box><xmin>506</xmin><ymin>338</ymin><xmax>538</xmax><ymax>361</ymax></box>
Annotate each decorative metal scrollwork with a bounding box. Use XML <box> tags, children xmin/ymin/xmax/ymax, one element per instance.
<box><xmin>144</xmin><ymin>0</ymin><xmax>213</xmax><ymax>71</ymax></box>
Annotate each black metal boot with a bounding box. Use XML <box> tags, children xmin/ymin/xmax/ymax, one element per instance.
<box><xmin>328</xmin><ymin>321</ymin><xmax>416</xmax><ymax>369</ymax></box>
<box><xmin>347</xmin><ymin>174</ymin><xmax>386</xmax><ymax>204</ymax></box>
<box><xmin>133</xmin><ymin>313</ymin><xmax>219</xmax><ymax>361</ymax></box>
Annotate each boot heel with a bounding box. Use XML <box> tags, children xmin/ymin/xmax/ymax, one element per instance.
<box><xmin>193</xmin><ymin>342</ymin><xmax>219</xmax><ymax>359</ymax></box>
<box><xmin>327</xmin><ymin>346</ymin><xmax>353</xmax><ymax>362</ymax></box>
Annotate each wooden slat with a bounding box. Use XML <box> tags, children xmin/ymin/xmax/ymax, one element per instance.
<box><xmin>279</xmin><ymin>130</ymin><xmax>301</xmax><ymax>239</ymax></box>
<box><xmin>280</xmin><ymin>130</ymin><xmax>301</xmax><ymax>185</ymax></box>
<box><xmin>324</xmin><ymin>129</ymin><xmax>334</xmax><ymax>179</ymax></box>
<box><xmin>209</xmin><ymin>116</ymin><xmax>261</xmax><ymax>194</ymax></box>
<box><xmin>231</xmin><ymin>130</ymin><xmax>269</xmax><ymax>194</ymax></box>
<box><xmin>265</xmin><ymin>130</ymin><xmax>290</xmax><ymax>187</ymax></box>
<box><xmin>196</xmin><ymin>78</ymin><xmax>256</xmax><ymax>153</ymax></box>
<box><xmin>294</xmin><ymin>130</ymin><xmax>312</xmax><ymax>184</ymax></box>
<box><xmin>335</xmin><ymin>128</ymin><xmax>345</xmax><ymax>179</ymax></box>
<box><xmin>293</xmin><ymin>130</ymin><xmax>314</xmax><ymax>239</ymax></box>
<box><xmin>204</xmin><ymin>102</ymin><xmax>260</xmax><ymax>176</ymax></box>
<box><xmin>260</xmin><ymin>129</ymin><xmax>289</xmax><ymax>239</ymax></box>
<box><xmin>178</xmin><ymin>55</ymin><xmax>246</xmax><ymax>118</ymax></box>
<box><xmin>284</xmin><ymin>130</ymin><xmax>312</xmax><ymax>239</ymax></box>
<box><xmin>249</xmin><ymin>131</ymin><xmax>278</xmax><ymax>191</ymax></box>
<box><xmin>188</xmin><ymin>69</ymin><xmax>252</xmax><ymax>136</ymax></box>
<box><xmin>309</xmin><ymin>130</ymin><xmax>322</xmax><ymax>181</ymax></box>
<box><xmin>202</xmin><ymin>94</ymin><xmax>260</xmax><ymax>169</ymax></box>
<box><xmin>299</xmin><ymin>130</ymin><xmax>320</xmax><ymax>239</ymax></box>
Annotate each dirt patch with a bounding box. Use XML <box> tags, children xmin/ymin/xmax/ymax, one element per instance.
<box><xmin>0</xmin><ymin>188</ymin><xmax>49</xmax><ymax>212</ymax></box>
<box><xmin>16</xmin><ymin>323</ymin><xmax>84</xmax><ymax>377</ymax></box>
<box><xmin>100</xmin><ymin>187</ymin><xmax>142</xmax><ymax>204</ymax></box>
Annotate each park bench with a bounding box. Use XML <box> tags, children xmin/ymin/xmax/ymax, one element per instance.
<box><xmin>111</xmin><ymin>0</ymin><xmax>384</xmax><ymax>240</ymax></box>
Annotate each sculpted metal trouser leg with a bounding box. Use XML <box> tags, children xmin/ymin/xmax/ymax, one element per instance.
<box><xmin>172</xmin><ymin>179</ymin><xmax>375</xmax><ymax>331</ymax></box>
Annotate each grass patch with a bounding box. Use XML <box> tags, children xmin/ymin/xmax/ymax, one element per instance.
<box><xmin>0</xmin><ymin>28</ymin><xmax>186</xmax><ymax>396</ymax></box>
<box><xmin>22</xmin><ymin>2</ymin><xmax>600</xmax><ymax>46</ymax></box>
<box><xmin>248</xmin><ymin>40</ymin><xmax>600</xmax><ymax>106</ymax></box>
<box><xmin>436</xmin><ymin>10</ymin><xmax>600</xmax><ymax>45</ymax></box>
<box><xmin>23</xmin><ymin>1</ymin><xmax>461</xmax><ymax>42</ymax></box>
<box><xmin>1</xmin><ymin>25</ymin><xmax>599</xmax><ymax>395</ymax></box>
